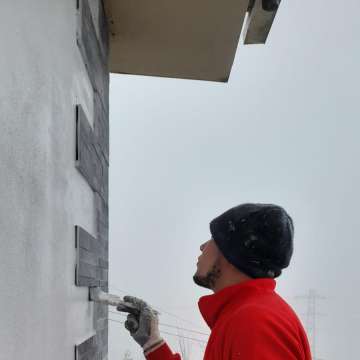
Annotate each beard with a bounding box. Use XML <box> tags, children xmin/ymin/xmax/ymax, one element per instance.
<box><xmin>193</xmin><ymin>262</ymin><xmax>222</xmax><ymax>290</ymax></box>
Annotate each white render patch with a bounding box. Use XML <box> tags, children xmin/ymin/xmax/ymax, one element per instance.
<box><xmin>0</xmin><ymin>0</ymin><xmax>98</xmax><ymax>359</ymax></box>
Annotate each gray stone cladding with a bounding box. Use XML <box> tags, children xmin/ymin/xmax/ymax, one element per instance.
<box><xmin>74</xmin><ymin>0</ymin><xmax>110</xmax><ymax>359</ymax></box>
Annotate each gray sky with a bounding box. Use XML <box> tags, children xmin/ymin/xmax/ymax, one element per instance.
<box><xmin>108</xmin><ymin>1</ymin><xmax>360</xmax><ymax>358</ymax></box>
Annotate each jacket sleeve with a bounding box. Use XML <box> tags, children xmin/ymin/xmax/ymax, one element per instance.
<box><xmin>225</xmin><ymin>310</ymin><xmax>304</xmax><ymax>360</ymax></box>
<box><xmin>145</xmin><ymin>342</ymin><xmax>181</xmax><ymax>360</ymax></box>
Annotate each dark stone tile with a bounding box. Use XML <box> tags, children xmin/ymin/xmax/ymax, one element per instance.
<box><xmin>77</xmin><ymin>0</ymin><xmax>109</xmax><ymax>110</ymax></box>
<box><xmin>75</xmin><ymin>335</ymin><xmax>102</xmax><ymax>360</ymax></box>
<box><xmin>75</xmin><ymin>2</ymin><xmax>109</xmax><ymax>358</ymax></box>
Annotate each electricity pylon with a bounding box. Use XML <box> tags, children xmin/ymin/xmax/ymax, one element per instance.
<box><xmin>295</xmin><ymin>289</ymin><xmax>326</xmax><ymax>360</ymax></box>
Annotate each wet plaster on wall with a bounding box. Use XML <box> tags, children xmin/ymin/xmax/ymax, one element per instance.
<box><xmin>0</xmin><ymin>0</ymin><xmax>103</xmax><ymax>359</ymax></box>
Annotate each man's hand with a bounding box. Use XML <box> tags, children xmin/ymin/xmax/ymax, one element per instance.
<box><xmin>118</xmin><ymin>296</ymin><xmax>165</xmax><ymax>355</ymax></box>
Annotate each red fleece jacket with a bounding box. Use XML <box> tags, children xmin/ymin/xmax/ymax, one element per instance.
<box><xmin>146</xmin><ymin>278</ymin><xmax>312</xmax><ymax>360</ymax></box>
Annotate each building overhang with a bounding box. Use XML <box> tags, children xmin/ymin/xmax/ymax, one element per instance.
<box><xmin>104</xmin><ymin>0</ymin><xmax>280</xmax><ymax>82</ymax></box>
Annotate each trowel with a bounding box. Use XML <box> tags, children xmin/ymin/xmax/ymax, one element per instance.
<box><xmin>89</xmin><ymin>287</ymin><xmax>140</xmax><ymax>315</ymax></box>
<box><xmin>89</xmin><ymin>287</ymin><xmax>141</xmax><ymax>332</ymax></box>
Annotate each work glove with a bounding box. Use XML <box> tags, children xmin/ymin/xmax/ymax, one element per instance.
<box><xmin>118</xmin><ymin>296</ymin><xmax>165</xmax><ymax>356</ymax></box>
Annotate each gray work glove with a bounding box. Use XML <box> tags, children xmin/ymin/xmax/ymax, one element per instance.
<box><xmin>118</xmin><ymin>296</ymin><xmax>165</xmax><ymax>355</ymax></box>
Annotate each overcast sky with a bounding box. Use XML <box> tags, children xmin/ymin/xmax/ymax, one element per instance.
<box><xmin>108</xmin><ymin>1</ymin><xmax>360</xmax><ymax>359</ymax></box>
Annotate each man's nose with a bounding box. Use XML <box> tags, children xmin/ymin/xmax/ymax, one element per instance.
<box><xmin>200</xmin><ymin>241</ymin><xmax>207</xmax><ymax>252</ymax></box>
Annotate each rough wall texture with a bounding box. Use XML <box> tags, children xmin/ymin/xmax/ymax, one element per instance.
<box><xmin>0</xmin><ymin>0</ymin><xmax>109</xmax><ymax>359</ymax></box>
<box><xmin>75</xmin><ymin>0</ymin><xmax>109</xmax><ymax>359</ymax></box>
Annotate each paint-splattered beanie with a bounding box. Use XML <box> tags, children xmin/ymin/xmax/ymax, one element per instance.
<box><xmin>210</xmin><ymin>203</ymin><xmax>294</xmax><ymax>278</ymax></box>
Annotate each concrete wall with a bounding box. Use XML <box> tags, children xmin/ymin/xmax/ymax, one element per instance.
<box><xmin>0</xmin><ymin>0</ymin><xmax>109</xmax><ymax>359</ymax></box>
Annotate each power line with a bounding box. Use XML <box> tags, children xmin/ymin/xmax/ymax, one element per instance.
<box><xmin>151</xmin><ymin>307</ymin><xmax>204</xmax><ymax>330</ymax></box>
<box><xmin>109</xmin><ymin>310</ymin><xmax>210</xmax><ymax>337</ymax></box>
<box><xmin>160</xmin><ymin>330</ymin><xmax>208</xmax><ymax>345</ymax></box>
<box><xmin>108</xmin><ymin>318</ymin><xmax>208</xmax><ymax>345</ymax></box>
<box><xmin>109</xmin><ymin>283</ymin><xmax>205</xmax><ymax>330</ymax></box>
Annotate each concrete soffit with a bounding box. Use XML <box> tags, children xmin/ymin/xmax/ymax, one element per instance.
<box><xmin>103</xmin><ymin>0</ymin><xmax>280</xmax><ymax>82</ymax></box>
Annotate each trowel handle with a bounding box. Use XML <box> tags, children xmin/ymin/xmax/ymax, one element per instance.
<box><xmin>89</xmin><ymin>287</ymin><xmax>140</xmax><ymax>317</ymax></box>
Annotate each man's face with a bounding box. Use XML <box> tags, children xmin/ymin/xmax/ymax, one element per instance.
<box><xmin>193</xmin><ymin>238</ymin><xmax>222</xmax><ymax>290</ymax></box>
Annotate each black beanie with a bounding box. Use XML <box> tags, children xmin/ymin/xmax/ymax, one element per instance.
<box><xmin>209</xmin><ymin>203</ymin><xmax>294</xmax><ymax>278</ymax></box>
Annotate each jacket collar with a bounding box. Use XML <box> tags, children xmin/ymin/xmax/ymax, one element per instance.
<box><xmin>198</xmin><ymin>278</ymin><xmax>276</xmax><ymax>329</ymax></box>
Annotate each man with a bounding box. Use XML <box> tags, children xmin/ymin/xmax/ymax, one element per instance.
<box><xmin>119</xmin><ymin>203</ymin><xmax>312</xmax><ymax>359</ymax></box>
